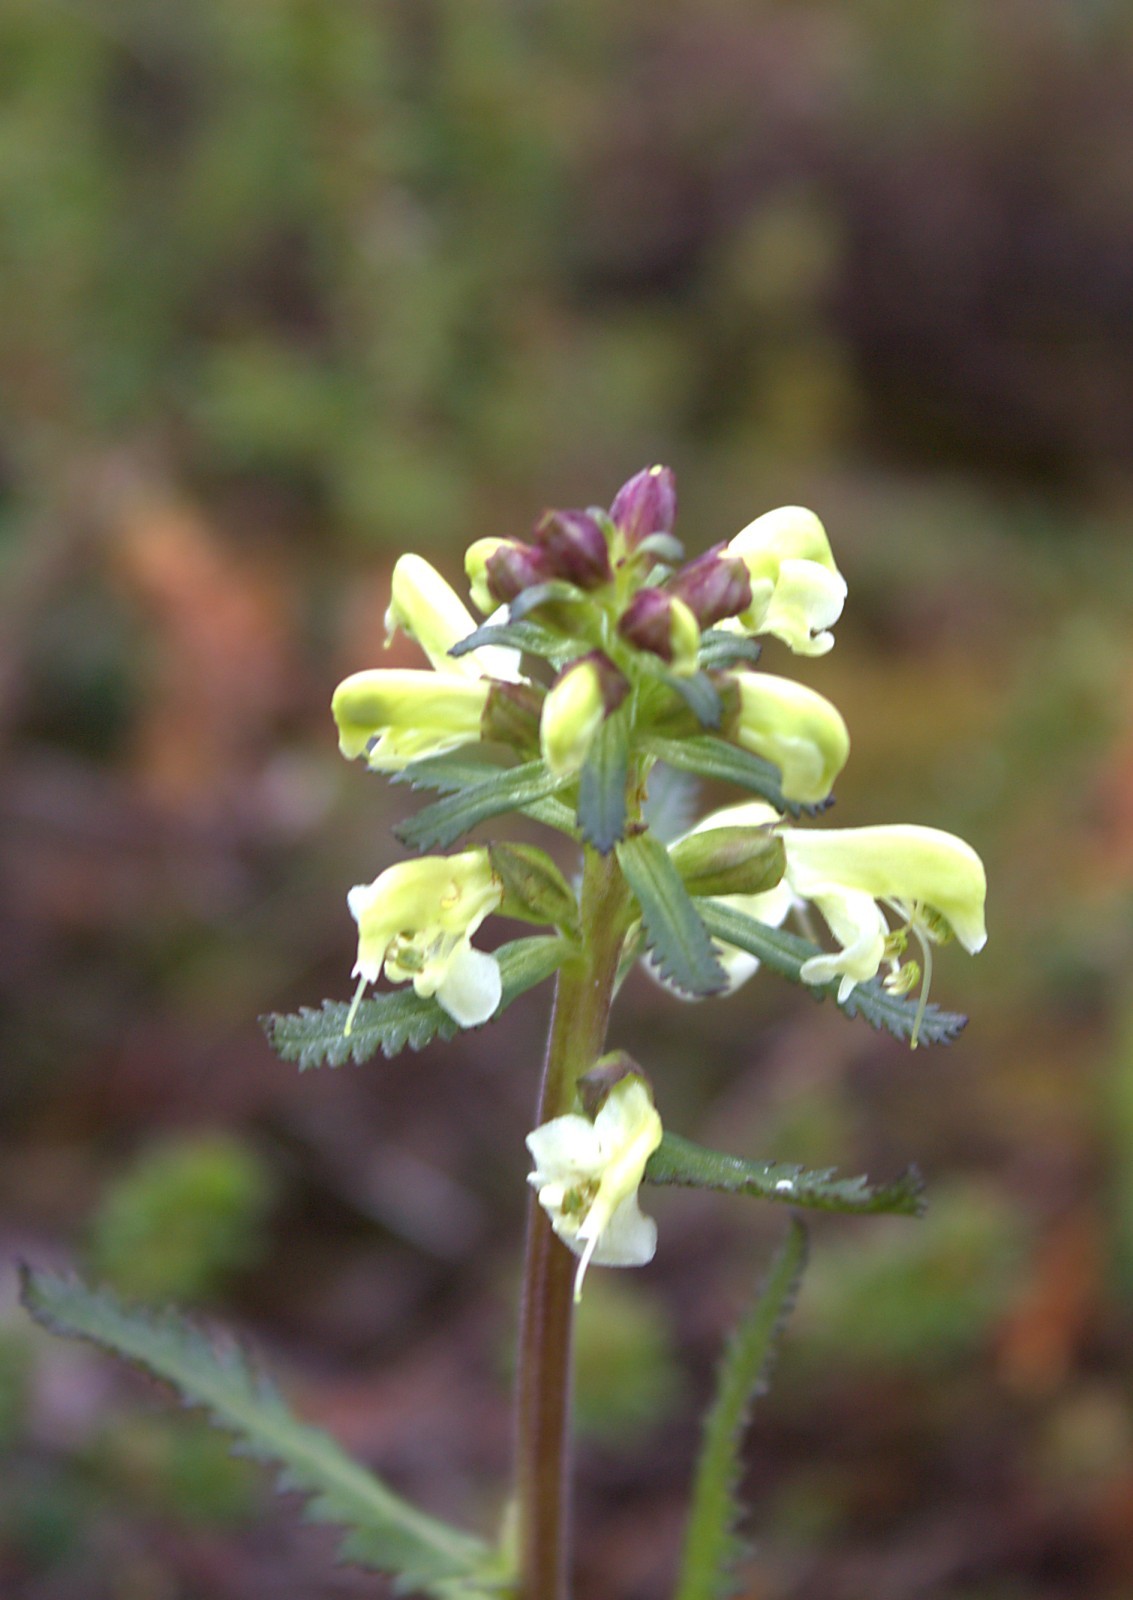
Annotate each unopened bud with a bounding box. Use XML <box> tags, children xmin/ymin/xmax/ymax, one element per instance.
<box><xmin>617</xmin><ymin>589</ymin><xmax>700</xmax><ymax>674</ymax></box>
<box><xmin>540</xmin><ymin>652</ymin><xmax>627</xmax><ymax>777</ymax></box>
<box><xmin>533</xmin><ymin>509</ymin><xmax>612</xmax><ymax>589</ymax></box>
<box><xmin>669</xmin><ymin>545</ymin><xmax>752</xmax><ymax>628</ymax></box>
<box><xmin>609</xmin><ymin>465</ymin><xmax>677</xmax><ymax>550</ymax></box>
<box><xmin>668</xmin><ymin>824</ymin><xmax>786</xmax><ymax>898</ymax></box>
<box><xmin>577</xmin><ymin>1051</ymin><xmax>651</xmax><ymax>1118</ymax></box>
<box><xmin>465</xmin><ymin>537</ymin><xmax>552</xmax><ymax>610</ymax></box>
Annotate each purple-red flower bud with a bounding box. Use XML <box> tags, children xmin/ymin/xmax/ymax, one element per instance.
<box><xmin>669</xmin><ymin>544</ymin><xmax>752</xmax><ymax>628</ymax></box>
<box><xmin>618</xmin><ymin>589</ymin><xmax>679</xmax><ymax>662</ymax></box>
<box><xmin>609</xmin><ymin>465</ymin><xmax>677</xmax><ymax>549</ymax></box>
<box><xmin>533</xmin><ymin>509</ymin><xmax>613</xmax><ymax>589</ymax></box>
<box><xmin>585</xmin><ymin>649</ymin><xmax>631</xmax><ymax>715</ymax></box>
<box><xmin>485</xmin><ymin>540</ymin><xmax>554</xmax><ymax>603</ymax></box>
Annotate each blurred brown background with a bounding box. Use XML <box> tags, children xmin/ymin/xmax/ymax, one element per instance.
<box><xmin>2</xmin><ymin>3</ymin><xmax>1133</xmax><ymax>1598</ymax></box>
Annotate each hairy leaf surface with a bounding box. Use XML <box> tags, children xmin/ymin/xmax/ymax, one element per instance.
<box><xmin>647</xmin><ymin>1132</ymin><xmax>925</xmax><ymax>1216</ymax></box>
<box><xmin>617</xmin><ymin>833</ymin><xmax>727</xmax><ymax>997</ymax></box>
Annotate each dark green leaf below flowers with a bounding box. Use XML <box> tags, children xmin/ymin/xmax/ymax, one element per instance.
<box><xmin>674</xmin><ymin>1218</ymin><xmax>808</xmax><ymax>1600</ymax></box>
<box><xmin>449</xmin><ymin>616</ymin><xmax>577</xmax><ymax>667</ymax></box>
<box><xmin>577</xmin><ymin>706</ymin><xmax>630</xmax><ymax>854</ymax></box>
<box><xmin>394</xmin><ymin>753</ymin><xmax>577</xmax><ymax>834</ymax></box>
<box><xmin>646</xmin><ymin>1132</ymin><xmax>925</xmax><ymax>1216</ymax></box>
<box><xmin>617</xmin><ymin>832</ymin><xmax>727</xmax><ymax>998</ymax></box>
<box><xmin>644</xmin><ymin>734</ymin><xmax>826</xmax><ymax>818</ymax></box>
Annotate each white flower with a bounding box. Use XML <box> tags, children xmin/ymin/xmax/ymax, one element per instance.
<box><xmin>672</xmin><ymin>805</ymin><xmax>988</xmax><ymax>1047</ymax></box>
<box><xmin>332</xmin><ymin>668</ymin><xmax>491</xmax><ymax>770</ymax></box>
<box><xmin>729</xmin><ymin>671</ymin><xmax>850</xmax><ymax>805</ymax></box>
<box><xmin>385</xmin><ymin>553</ymin><xmax>521</xmax><ymax>681</ymax></box>
<box><xmin>725</xmin><ymin>505</ymin><xmax>847</xmax><ymax>656</ymax></box>
<box><xmin>346</xmin><ymin>850</ymin><xmax>503</xmax><ymax>1031</ymax></box>
<box><xmin>782</xmin><ymin>823</ymin><xmax>988</xmax><ymax>1003</ymax></box>
<box><xmin>526</xmin><ymin>1076</ymin><xmax>663</xmax><ymax>1301</ymax></box>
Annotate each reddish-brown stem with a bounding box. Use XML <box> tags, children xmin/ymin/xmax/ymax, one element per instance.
<box><xmin>514</xmin><ymin>847</ymin><xmax>631</xmax><ymax>1600</ymax></box>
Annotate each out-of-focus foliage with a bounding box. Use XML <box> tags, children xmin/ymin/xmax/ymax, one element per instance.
<box><xmin>573</xmin><ymin>1275</ymin><xmax>683</xmax><ymax>1443</ymax></box>
<box><xmin>86</xmin><ymin>1133</ymin><xmax>274</xmax><ymax>1302</ymax></box>
<box><xmin>790</xmin><ymin>1184</ymin><xmax>1028</xmax><ymax>1372</ymax></box>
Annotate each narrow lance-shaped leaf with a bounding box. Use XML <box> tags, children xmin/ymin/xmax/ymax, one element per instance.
<box><xmin>262</xmin><ymin>935</ymin><xmax>569</xmax><ymax>1070</ymax></box>
<box><xmin>662</xmin><ymin>670</ymin><xmax>722</xmax><ymax>729</ymax></box>
<box><xmin>449</xmin><ymin>617</ymin><xmax>576</xmax><ymax>666</ymax></box>
<box><xmin>675</xmin><ymin>1218</ymin><xmax>808</xmax><ymax>1600</ymax></box>
<box><xmin>20</xmin><ymin>1268</ymin><xmax>505</xmax><ymax>1600</ymax></box>
<box><xmin>646</xmin><ymin>1131</ymin><xmax>925</xmax><ymax>1217</ymax></box>
<box><xmin>395</xmin><ymin>761</ymin><xmax>571</xmax><ymax>852</ymax></box>
<box><xmin>394</xmin><ymin>754</ymin><xmax>578</xmax><ymax>835</ymax></box>
<box><xmin>644</xmin><ymin>734</ymin><xmax>831</xmax><ymax>819</ymax></box>
<box><xmin>696</xmin><ymin>630</ymin><xmax>762</xmax><ymax>672</ymax></box>
<box><xmin>616</xmin><ymin>832</ymin><xmax>727</xmax><ymax>998</ymax></box>
<box><xmin>696</xmin><ymin>899</ymin><xmax>968</xmax><ymax>1047</ymax></box>
<box><xmin>577</xmin><ymin>707</ymin><xmax>629</xmax><ymax>854</ymax></box>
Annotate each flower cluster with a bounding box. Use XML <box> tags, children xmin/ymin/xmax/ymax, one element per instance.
<box><xmin>328</xmin><ymin>465</ymin><xmax>987</xmax><ymax>1284</ymax></box>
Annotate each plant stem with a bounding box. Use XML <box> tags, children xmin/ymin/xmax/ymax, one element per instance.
<box><xmin>514</xmin><ymin>845</ymin><xmax>631</xmax><ymax>1600</ymax></box>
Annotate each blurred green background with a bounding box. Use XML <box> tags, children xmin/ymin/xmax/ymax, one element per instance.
<box><xmin>3</xmin><ymin>3</ymin><xmax>1133</xmax><ymax>1597</ymax></box>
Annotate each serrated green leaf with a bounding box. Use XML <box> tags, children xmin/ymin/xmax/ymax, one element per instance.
<box><xmin>577</xmin><ymin>708</ymin><xmax>629</xmax><ymax>854</ymax></box>
<box><xmin>644</xmin><ymin>734</ymin><xmax>822</xmax><ymax>817</ymax></box>
<box><xmin>696</xmin><ymin>632</ymin><xmax>762</xmax><ymax>672</ymax></box>
<box><xmin>20</xmin><ymin>1268</ymin><xmax>505</xmax><ymax>1600</ymax></box>
<box><xmin>695</xmin><ymin>900</ymin><xmax>967</xmax><ymax>1046</ymax></box>
<box><xmin>395</xmin><ymin>761</ymin><xmax>570</xmax><ymax>852</ymax></box>
<box><xmin>448</xmin><ymin>618</ymin><xmax>575</xmax><ymax>666</ymax></box>
<box><xmin>646</xmin><ymin>1132</ymin><xmax>925</xmax><ymax>1217</ymax></box>
<box><xmin>394</xmin><ymin>755</ymin><xmax>577</xmax><ymax>835</ymax></box>
<box><xmin>616</xmin><ymin>832</ymin><xmax>727</xmax><ymax>997</ymax></box>
<box><xmin>262</xmin><ymin>936</ymin><xmax>568</xmax><ymax>1070</ymax></box>
<box><xmin>675</xmin><ymin>1219</ymin><xmax>807</xmax><ymax>1600</ymax></box>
